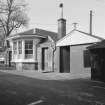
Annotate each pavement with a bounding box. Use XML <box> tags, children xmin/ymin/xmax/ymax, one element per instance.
<box><xmin>0</xmin><ymin>70</ymin><xmax>91</xmax><ymax>80</ymax></box>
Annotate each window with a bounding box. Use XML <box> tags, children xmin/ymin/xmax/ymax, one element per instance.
<box><xmin>25</xmin><ymin>40</ymin><xmax>33</xmax><ymax>58</ymax></box>
<box><xmin>84</xmin><ymin>50</ymin><xmax>91</xmax><ymax>68</ymax></box>
<box><xmin>13</xmin><ymin>41</ymin><xmax>17</xmax><ymax>54</ymax></box>
<box><xmin>18</xmin><ymin>40</ymin><xmax>22</xmax><ymax>54</ymax></box>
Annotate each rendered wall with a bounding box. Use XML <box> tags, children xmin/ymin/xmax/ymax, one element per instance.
<box><xmin>70</xmin><ymin>45</ymin><xmax>91</xmax><ymax>75</ymax></box>
<box><xmin>37</xmin><ymin>40</ymin><xmax>54</xmax><ymax>72</ymax></box>
<box><xmin>54</xmin><ymin>47</ymin><xmax>60</xmax><ymax>72</ymax></box>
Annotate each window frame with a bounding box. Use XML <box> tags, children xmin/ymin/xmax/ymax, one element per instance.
<box><xmin>18</xmin><ymin>40</ymin><xmax>22</xmax><ymax>54</ymax></box>
<box><xmin>25</xmin><ymin>40</ymin><xmax>33</xmax><ymax>59</ymax></box>
<box><xmin>13</xmin><ymin>41</ymin><xmax>17</xmax><ymax>55</ymax></box>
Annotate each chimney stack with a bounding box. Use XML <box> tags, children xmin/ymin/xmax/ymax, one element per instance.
<box><xmin>58</xmin><ymin>3</ymin><xmax>66</xmax><ymax>39</ymax></box>
<box><xmin>90</xmin><ymin>10</ymin><xmax>93</xmax><ymax>35</ymax></box>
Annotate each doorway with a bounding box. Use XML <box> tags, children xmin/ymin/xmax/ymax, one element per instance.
<box><xmin>42</xmin><ymin>47</ymin><xmax>48</xmax><ymax>70</ymax></box>
<box><xmin>60</xmin><ymin>46</ymin><xmax>70</xmax><ymax>73</ymax></box>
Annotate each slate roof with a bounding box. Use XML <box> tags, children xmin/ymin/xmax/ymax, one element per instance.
<box><xmin>56</xmin><ymin>29</ymin><xmax>104</xmax><ymax>46</ymax></box>
<box><xmin>9</xmin><ymin>28</ymin><xmax>58</xmax><ymax>41</ymax></box>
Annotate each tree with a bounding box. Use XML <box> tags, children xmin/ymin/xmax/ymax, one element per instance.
<box><xmin>0</xmin><ymin>0</ymin><xmax>29</xmax><ymax>46</ymax></box>
<box><xmin>0</xmin><ymin>0</ymin><xmax>28</xmax><ymax>66</ymax></box>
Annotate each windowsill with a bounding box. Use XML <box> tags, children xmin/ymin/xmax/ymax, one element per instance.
<box><xmin>11</xmin><ymin>59</ymin><xmax>38</xmax><ymax>63</ymax></box>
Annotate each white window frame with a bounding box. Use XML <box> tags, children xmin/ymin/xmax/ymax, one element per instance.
<box><xmin>25</xmin><ymin>40</ymin><xmax>33</xmax><ymax>59</ymax></box>
<box><xmin>13</xmin><ymin>41</ymin><xmax>17</xmax><ymax>55</ymax></box>
<box><xmin>18</xmin><ymin>40</ymin><xmax>22</xmax><ymax>54</ymax></box>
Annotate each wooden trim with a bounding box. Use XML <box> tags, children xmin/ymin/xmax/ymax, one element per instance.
<box><xmin>70</xmin><ymin>43</ymin><xmax>94</xmax><ymax>47</ymax></box>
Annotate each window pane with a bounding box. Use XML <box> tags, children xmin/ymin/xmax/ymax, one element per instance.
<box><xmin>18</xmin><ymin>40</ymin><xmax>22</xmax><ymax>54</ymax></box>
<box><xmin>13</xmin><ymin>41</ymin><xmax>17</xmax><ymax>54</ymax></box>
<box><xmin>25</xmin><ymin>50</ymin><xmax>28</xmax><ymax>54</ymax></box>
<box><xmin>18</xmin><ymin>41</ymin><xmax>22</xmax><ymax>49</ymax></box>
<box><xmin>25</xmin><ymin>44</ymin><xmax>28</xmax><ymax>49</ymax></box>
<box><xmin>25</xmin><ymin>40</ymin><xmax>29</xmax><ymax>44</ymax></box>
<box><xmin>28</xmin><ymin>40</ymin><xmax>33</xmax><ymax>45</ymax></box>
<box><xmin>25</xmin><ymin>40</ymin><xmax>33</xmax><ymax>59</ymax></box>
<box><xmin>29</xmin><ymin>44</ymin><xmax>33</xmax><ymax>49</ymax></box>
<box><xmin>19</xmin><ymin>50</ymin><xmax>22</xmax><ymax>54</ymax></box>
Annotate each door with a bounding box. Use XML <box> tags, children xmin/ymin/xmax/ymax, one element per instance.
<box><xmin>60</xmin><ymin>46</ymin><xmax>70</xmax><ymax>73</ymax></box>
<box><xmin>9</xmin><ymin>51</ymin><xmax>12</xmax><ymax>66</ymax></box>
<box><xmin>42</xmin><ymin>48</ymin><xmax>48</xmax><ymax>70</ymax></box>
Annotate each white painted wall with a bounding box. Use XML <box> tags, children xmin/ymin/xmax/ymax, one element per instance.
<box><xmin>70</xmin><ymin>45</ymin><xmax>91</xmax><ymax>75</ymax></box>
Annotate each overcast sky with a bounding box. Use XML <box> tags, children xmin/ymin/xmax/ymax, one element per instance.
<box><xmin>25</xmin><ymin>0</ymin><xmax>105</xmax><ymax>38</ymax></box>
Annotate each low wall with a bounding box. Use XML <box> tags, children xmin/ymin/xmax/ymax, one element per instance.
<box><xmin>16</xmin><ymin>62</ymin><xmax>38</xmax><ymax>70</ymax></box>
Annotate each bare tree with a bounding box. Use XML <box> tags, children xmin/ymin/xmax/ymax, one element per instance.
<box><xmin>0</xmin><ymin>0</ymin><xmax>28</xmax><ymax>66</ymax></box>
<box><xmin>0</xmin><ymin>0</ymin><xmax>28</xmax><ymax>46</ymax></box>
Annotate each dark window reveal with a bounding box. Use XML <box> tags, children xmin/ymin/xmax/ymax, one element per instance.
<box><xmin>84</xmin><ymin>50</ymin><xmax>91</xmax><ymax>68</ymax></box>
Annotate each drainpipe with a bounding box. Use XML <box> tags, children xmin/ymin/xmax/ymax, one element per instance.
<box><xmin>52</xmin><ymin>44</ymin><xmax>56</xmax><ymax>72</ymax></box>
<box><xmin>51</xmin><ymin>42</ymin><xmax>56</xmax><ymax>72</ymax></box>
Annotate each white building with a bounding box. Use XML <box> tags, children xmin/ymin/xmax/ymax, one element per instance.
<box><xmin>56</xmin><ymin>29</ymin><xmax>104</xmax><ymax>75</ymax></box>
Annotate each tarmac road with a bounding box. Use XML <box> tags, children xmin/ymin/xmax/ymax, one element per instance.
<box><xmin>0</xmin><ymin>71</ymin><xmax>105</xmax><ymax>105</ymax></box>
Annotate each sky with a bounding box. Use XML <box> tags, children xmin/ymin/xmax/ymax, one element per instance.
<box><xmin>25</xmin><ymin>0</ymin><xmax>105</xmax><ymax>38</ymax></box>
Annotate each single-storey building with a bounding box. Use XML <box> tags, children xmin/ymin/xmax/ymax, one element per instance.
<box><xmin>7</xmin><ymin>28</ymin><xmax>57</xmax><ymax>71</ymax></box>
<box><xmin>56</xmin><ymin>28</ymin><xmax>104</xmax><ymax>75</ymax></box>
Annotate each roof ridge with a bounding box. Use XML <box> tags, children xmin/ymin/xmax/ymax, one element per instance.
<box><xmin>76</xmin><ymin>29</ymin><xmax>104</xmax><ymax>40</ymax></box>
<box><xmin>66</xmin><ymin>29</ymin><xmax>76</xmax><ymax>35</ymax></box>
<box><xmin>35</xmin><ymin>28</ymin><xmax>57</xmax><ymax>35</ymax></box>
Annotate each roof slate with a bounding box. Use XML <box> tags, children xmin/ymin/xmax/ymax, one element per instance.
<box><xmin>9</xmin><ymin>28</ymin><xmax>58</xmax><ymax>41</ymax></box>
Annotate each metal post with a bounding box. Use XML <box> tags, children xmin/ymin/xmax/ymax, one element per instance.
<box><xmin>90</xmin><ymin>10</ymin><xmax>93</xmax><ymax>35</ymax></box>
<box><xmin>59</xmin><ymin>3</ymin><xmax>63</xmax><ymax>18</ymax></box>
